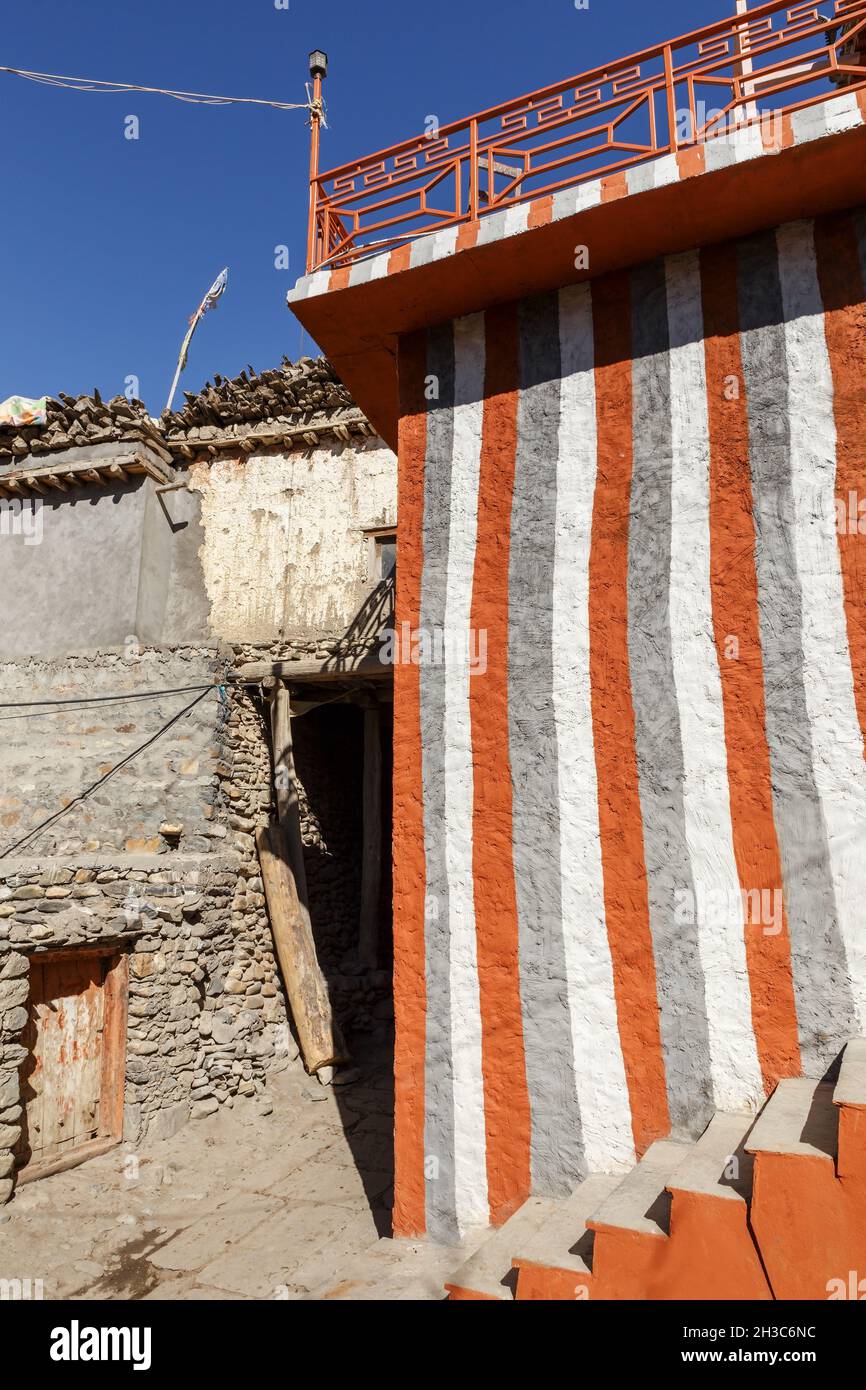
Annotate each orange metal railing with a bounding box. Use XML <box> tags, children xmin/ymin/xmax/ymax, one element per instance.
<box><xmin>305</xmin><ymin>0</ymin><xmax>866</xmax><ymax>273</ymax></box>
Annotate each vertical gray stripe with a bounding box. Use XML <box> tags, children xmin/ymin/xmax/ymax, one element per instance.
<box><xmin>737</xmin><ymin>230</ymin><xmax>856</xmax><ymax>1071</ymax></box>
<box><xmin>510</xmin><ymin>291</ymin><xmax>584</xmax><ymax>1194</ymax></box>
<box><xmin>628</xmin><ymin>259</ymin><xmax>714</xmax><ymax>1137</ymax></box>
<box><xmin>420</xmin><ymin>324</ymin><xmax>458</xmax><ymax>1241</ymax></box>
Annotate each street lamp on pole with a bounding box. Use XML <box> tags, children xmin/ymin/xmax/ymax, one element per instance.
<box><xmin>307</xmin><ymin>50</ymin><xmax>328</xmax><ymax>272</ymax></box>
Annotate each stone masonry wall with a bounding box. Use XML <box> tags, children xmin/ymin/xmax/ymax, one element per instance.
<box><xmin>0</xmin><ymin>851</ymin><xmax>292</xmax><ymax>1205</ymax></box>
<box><xmin>0</xmin><ymin>647</ymin><xmax>230</xmax><ymax>858</ymax></box>
<box><xmin>0</xmin><ymin>636</ymin><xmax>392</xmax><ymax>1204</ymax></box>
<box><xmin>0</xmin><ymin>675</ymin><xmax>299</xmax><ymax>1204</ymax></box>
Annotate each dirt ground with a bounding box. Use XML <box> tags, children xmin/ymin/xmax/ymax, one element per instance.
<box><xmin>0</xmin><ymin>1036</ymin><xmax>474</xmax><ymax>1301</ymax></box>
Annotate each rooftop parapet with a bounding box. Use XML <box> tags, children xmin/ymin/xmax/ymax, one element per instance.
<box><xmin>289</xmin><ymin>1</ymin><xmax>866</xmax><ymax>447</ymax></box>
<box><xmin>305</xmin><ymin>0</ymin><xmax>866</xmax><ymax>274</ymax></box>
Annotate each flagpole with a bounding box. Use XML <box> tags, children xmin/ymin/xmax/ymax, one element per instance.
<box><xmin>164</xmin><ymin>267</ymin><xmax>229</xmax><ymax>416</ymax></box>
<box><xmin>165</xmin><ymin>311</ymin><xmax>202</xmax><ymax>416</ymax></box>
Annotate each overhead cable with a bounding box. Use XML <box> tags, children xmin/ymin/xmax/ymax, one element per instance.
<box><xmin>0</xmin><ymin>65</ymin><xmax>312</xmax><ymax>111</ymax></box>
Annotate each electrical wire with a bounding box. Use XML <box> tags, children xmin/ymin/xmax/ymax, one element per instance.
<box><xmin>0</xmin><ymin>683</ymin><xmax>221</xmax><ymax>713</ymax></box>
<box><xmin>0</xmin><ymin>674</ymin><xmax>374</xmax><ymax>855</ymax></box>
<box><xmin>0</xmin><ymin>686</ymin><xmax>215</xmax><ymax>860</ymax></box>
<box><xmin>0</xmin><ymin>65</ymin><xmax>313</xmax><ymax>112</ymax></box>
<box><xmin>0</xmin><ymin>670</ymin><xmax>378</xmax><ymax>721</ymax></box>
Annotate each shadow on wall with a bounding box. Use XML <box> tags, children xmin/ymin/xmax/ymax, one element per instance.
<box><xmin>319</xmin><ymin>576</ymin><xmax>395</xmax><ymax>674</ymax></box>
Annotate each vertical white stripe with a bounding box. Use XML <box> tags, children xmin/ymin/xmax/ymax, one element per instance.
<box><xmin>555</xmin><ymin>284</ymin><xmax>634</xmax><ymax>1170</ymax></box>
<box><xmin>777</xmin><ymin>220</ymin><xmax>866</xmax><ymax>1029</ymax></box>
<box><xmin>666</xmin><ymin>251</ymin><xmax>764</xmax><ymax>1110</ymax></box>
<box><xmin>445</xmin><ymin>312</ymin><xmax>489</xmax><ymax>1230</ymax></box>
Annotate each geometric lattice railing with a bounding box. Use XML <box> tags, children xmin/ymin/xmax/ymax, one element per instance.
<box><xmin>307</xmin><ymin>0</ymin><xmax>866</xmax><ymax>272</ymax></box>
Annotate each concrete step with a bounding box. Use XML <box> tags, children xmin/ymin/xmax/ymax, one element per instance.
<box><xmin>588</xmin><ymin>1129</ymin><xmax>772</xmax><ymax>1301</ymax></box>
<box><xmin>747</xmin><ymin>1073</ymin><xmax>851</xmax><ymax>1298</ymax></box>
<box><xmin>445</xmin><ymin>1196</ymin><xmax>559</xmax><ymax>1300</ymax></box>
<box><xmin>834</xmin><ymin>1036</ymin><xmax>866</xmax><ymax>1108</ymax></box>
<box><xmin>667</xmin><ymin>1111</ymin><xmax>757</xmax><ymax>1205</ymax></box>
<box><xmin>745</xmin><ymin>1078</ymin><xmax>837</xmax><ymax>1162</ymax></box>
<box><xmin>655</xmin><ymin>1112</ymin><xmax>772</xmax><ymax>1300</ymax></box>
<box><xmin>588</xmin><ymin>1140</ymin><xmax>693</xmax><ymax>1238</ymax></box>
<box><xmin>511</xmin><ymin>1174</ymin><xmax>623</xmax><ymax>1299</ymax></box>
<box><xmin>833</xmin><ymin>1037</ymin><xmax>866</xmax><ymax>1180</ymax></box>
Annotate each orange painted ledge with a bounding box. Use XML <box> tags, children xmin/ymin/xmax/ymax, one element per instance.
<box><xmin>289</xmin><ymin>115</ymin><xmax>866</xmax><ymax>450</ymax></box>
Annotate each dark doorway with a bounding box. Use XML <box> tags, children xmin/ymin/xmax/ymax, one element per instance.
<box><xmin>291</xmin><ymin>695</ymin><xmax>394</xmax><ymax>1047</ymax></box>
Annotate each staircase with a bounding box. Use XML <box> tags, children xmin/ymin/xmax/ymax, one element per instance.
<box><xmin>445</xmin><ymin>1037</ymin><xmax>866</xmax><ymax>1300</ymax></box>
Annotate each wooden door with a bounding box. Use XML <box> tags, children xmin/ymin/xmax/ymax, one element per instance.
<box><xmin>14</xmin><ymin>949</ymin><xmax>127</xmax><ymax>1179</ymax></box>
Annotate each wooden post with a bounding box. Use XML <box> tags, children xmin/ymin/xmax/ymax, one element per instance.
<box><xmin>358</xmin><ymin>698</ymin><xmax>382</xmax><ymax>969</ymax></box>
<box><xmin>269</xmin><ymin>679</ymin><xmax>311</xmax><ymax>912</ymax></box>
<box><xmin>257</xmin><ymin>826</ymin><xmax>346</xmax><ymax>1073</ymax></box>
<box><xmin>258</xmin><ymin>678</ymin><xmax>347</xmax><ymax>1073</ymax></box>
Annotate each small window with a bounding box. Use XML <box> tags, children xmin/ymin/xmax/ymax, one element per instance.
<box><xmin>375</xmin><ymin>533</ymin><xmax>397</xmax><ymax>582</ymax></box>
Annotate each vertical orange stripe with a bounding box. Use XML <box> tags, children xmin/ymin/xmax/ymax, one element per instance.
<box><xmin>388</xmin><ymin>245</ymin><xmax>412</xmax><ymax>276</ymax></box>
<box><xmin>329</xmin><ymin>267</ymin><xmax>351</xmax><ymax>292</ymax></box>
<box><xmin>814</xmin><ymin>212</ymin><xmax>866</xmax><ymax>751</ymax></box>
<box><xmin>589</xmin><ymin>272</ymin><xmax>670</xmax><ymax>1154</ymax></box>
<box><xmin>600</xmin><ymin>172</ymin><xmax>629</xmax><ymax>203</ymax></box>
<box><xmin>392</xmin><ymin>331</ymin><xmax>428</xmax><ymax>1237</ymax></box>
<box><xmin>470</xmin><ymin>303</ymin><xmax>532</xmax><ymax>1223</ymax></box>
<box><xmin>700</xmin><ymin>241</ymin><xmax>801</xmax><ymax>1090</ymax></box>
<box><xmin>528</xmin><ymin>195</ymin><xmax>553</xmax><ymax>229</ymax></box>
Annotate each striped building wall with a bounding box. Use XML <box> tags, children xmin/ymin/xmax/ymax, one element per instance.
<box><xmin>392</xmin><ymin>208</ymin><xmax>866</xmax><ymax>1245</ymax></box>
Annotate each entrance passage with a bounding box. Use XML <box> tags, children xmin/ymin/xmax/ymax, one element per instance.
<box><xmin>15</xmin><ymin>948</ymin><xmax>128</xmax><ymax>1181</ymax></box>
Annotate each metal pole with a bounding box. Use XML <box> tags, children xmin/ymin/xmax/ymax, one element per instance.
<box><xmin>307</xmin><ymin>69</ymin><xmax>323</xmax><ymax>271</ymax></box>
<box><xmin>663</xmin><ymin>43</ymin><xmax>678</xmax><ymax>151</ymax></box>
<box><xmin>469</xmin><ymin>117</ymin><xmax>479</xmax><ymax>222</ymax></box>
<box><xmin>734</xmin><ymin>0</ymin><xmax>759</xmax><ymax>122</ymax></box>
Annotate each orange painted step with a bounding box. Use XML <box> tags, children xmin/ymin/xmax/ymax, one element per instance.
<box><xmin>586</xmin><ymin>1139</ymin><xmax>692</xmax><ymax>1300</ymax></box>
<box><xmin>512</xmin><ymin>1174</ymin><xmax>623</xmax><ymax>1300</ymax></box>
<box><xmin>583</xmin><ymin>1120</ymin><xmax>772</xmax><ymax>1301</ymax></box>
<box><xmin>656</xmin><ymin>1112</ymin><xmax>771</xmax><ymax>1300</ymax></box>
<box><xmin>747</xmin><ymin>1043</ymin><xmax>866</xmax><ymax>1300</ymax></box>
<box><xmin>445</xmin><ymin>1196</ymin><xmax>557</xmax><ymax>1300</ymax></box>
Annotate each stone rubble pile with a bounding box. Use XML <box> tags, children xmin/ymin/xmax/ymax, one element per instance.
<box><xmin>0</xmin><ymin>391</ymin><xmax>164</xmax><ymax>463</ymax></box>
<box><xmin>0</xmin><ymin>354</ymin><xmax>367</xmax><ymax>466</ymax></box>
<box><xmin>163</xmin><ymin>356</ymin><xmax>357</xmax><ymax>443</ymax></box>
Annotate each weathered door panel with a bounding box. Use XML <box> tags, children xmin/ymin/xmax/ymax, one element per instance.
<box><xmin>14</xmin><ymin>950</ymin><xmax>126</xmax><ymax>1178</ymax></box>
<box><xmin>41</xmin><ymin>956</ymin><xmax>104</xmax><ymax>1156</ymax></box>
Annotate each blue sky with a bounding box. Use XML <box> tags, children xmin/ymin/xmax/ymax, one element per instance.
<box><xmin>1</xmin><ymin>0</ymin><xmax>728</xmax><ymax>414</ymax></box>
